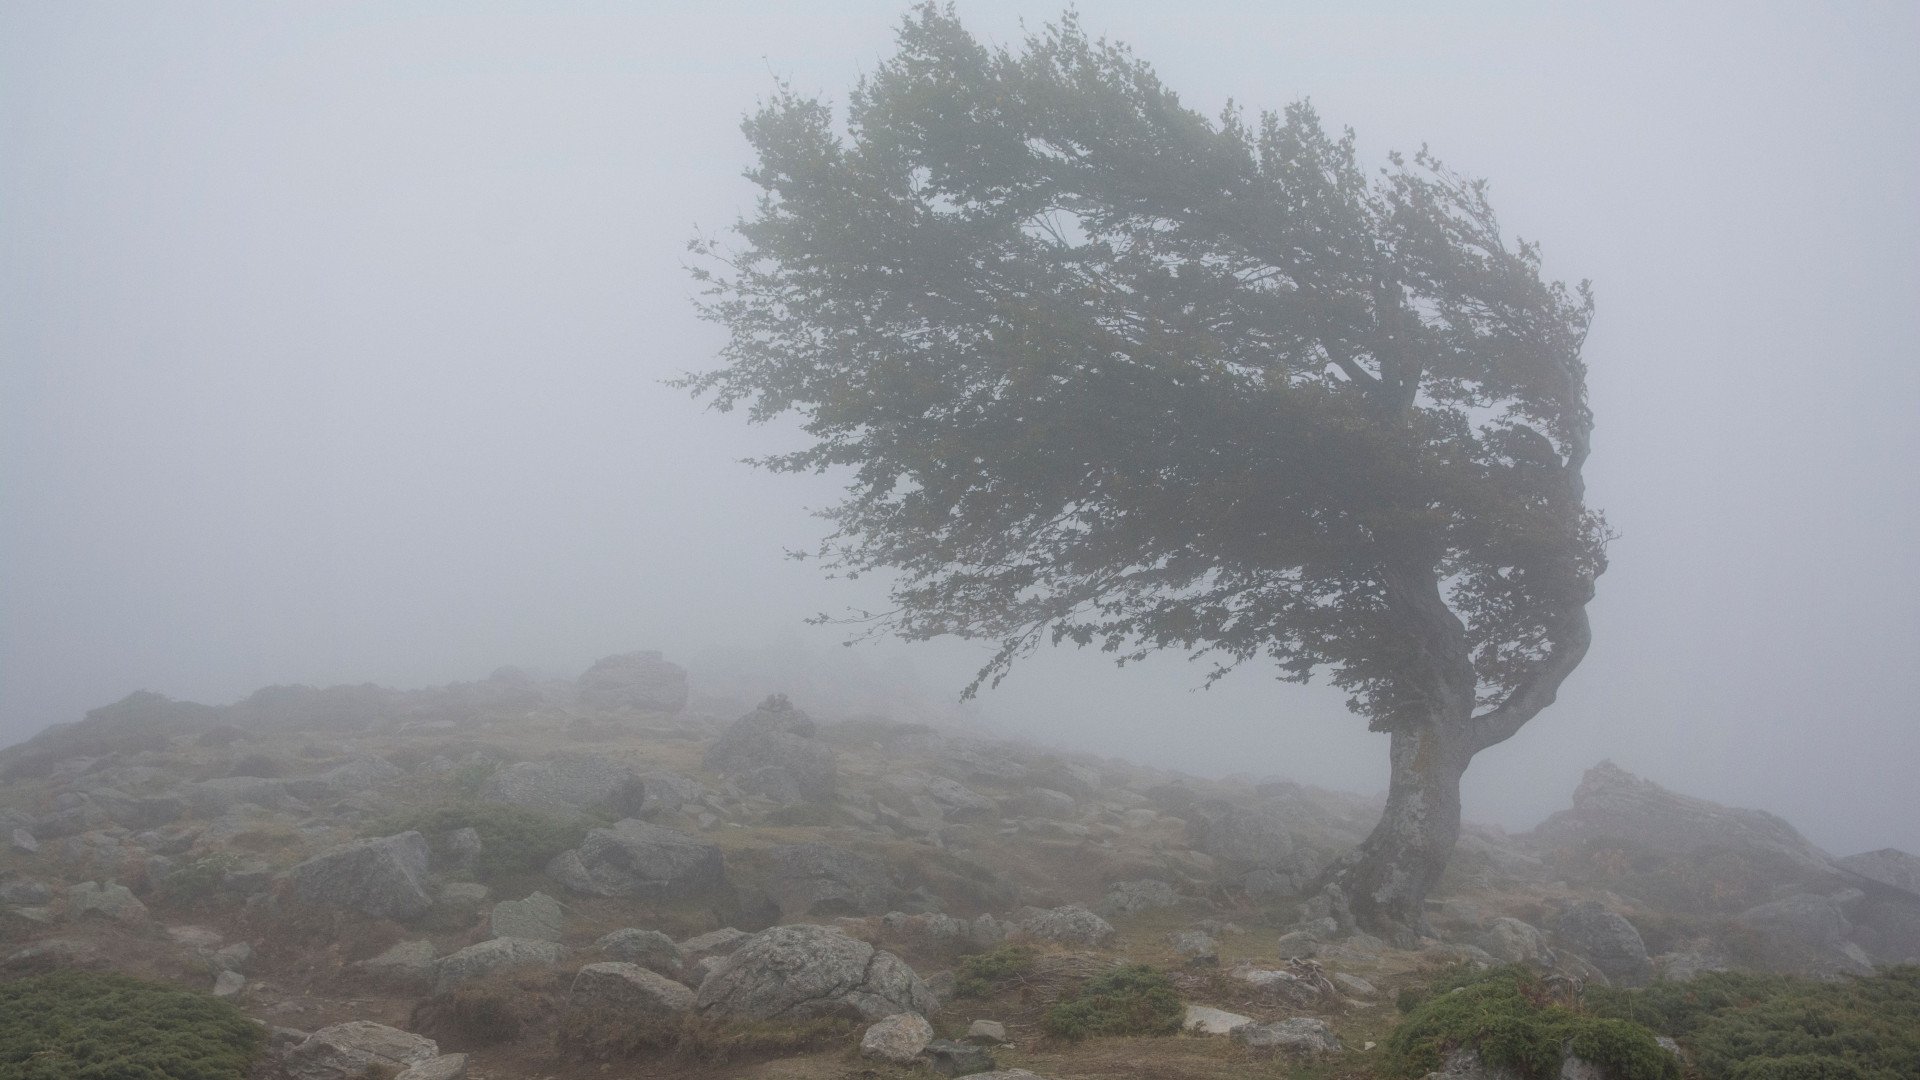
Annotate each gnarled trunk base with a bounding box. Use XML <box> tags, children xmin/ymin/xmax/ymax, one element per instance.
<box><xmin>1318</xmin><ymin>724</ymin><xmax>1470</xmax><ymax>943</ymax></box>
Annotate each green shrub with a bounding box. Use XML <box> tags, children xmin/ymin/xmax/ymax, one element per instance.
<box><xmin>1040</xmin><ymin>963</ymin><xmax>1184</xmax><ymax>1041</ymax></box>
<box><xmin>1383</xmin><ymin>966</ymin><xmax>1678</xmax><ymax>1080</ymax></box>
<box><xmin>1587</xmin><ymin>966</ymin><xmax>1920</xmax><ymax>1080</ymax></box>
<box><xmin>0</xmin><ymin>971</ymin><xmax>264</xmax><ymax>1080</ymax></box>
<box><xmin>365</xmin><ymin>801</ymin><xmax>594</xmax><ymax>883</ymax></box>
<box><xmin>451</xmin><ymin>759</ymin><xmax>501</xmax><ymax>798</ymax></box>
<box><xmin>953</xmin><ymin>943</ymin><xmax>1038</xmax><ymax>999</ymax></box>
<box><xmin>153</xmin><ymin>852</ymin><xmax>241</xmax><ymax>910</ymax></box>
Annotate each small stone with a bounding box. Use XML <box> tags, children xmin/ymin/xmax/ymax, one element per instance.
<box><xmin>965</xmin><ymin>1019</ymin><xmax>1008</xmax><ymax>1043</ymax></box>
<box><xmin>922</xmin><ymin>1038</ymin><xmax>996</xmax><ymax>1076</ymax></box>
<box><xmin>9</xmin><ymin>828</ymin><xmax>37</xmax><ymax>854</ymax></box>
<box><xmin>1333</xmin><ymin>972</ymin><xmax>1377</xmax><ymax>999</ymax></box>
<box><xmin>860</xmin><ymin>1012</ymin><xmax>934</xmax><ymax>1063</ymax></box>
<box><xmin>1168</xmin><ymin>929</ymin><xmax>1219</xmax><ymax>965</ymax></box>
<box><xmin>1184</xmin><ymin>1004</ymin><xmax>1254</xmax><ymax>1035</ymax></box>
<box><xmin>212</xmin><ymin>970</ymin><xmax>246</xmax><ymax>997</ymax></box>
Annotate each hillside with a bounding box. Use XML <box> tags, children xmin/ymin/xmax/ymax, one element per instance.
<box><xmin>2</xmin><ymin>652</ymin><xmax>1916</xmax><ymax>1079</ymax></box>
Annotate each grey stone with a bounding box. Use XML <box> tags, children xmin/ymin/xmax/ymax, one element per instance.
<box><xmin>432</xmin><ymin>937</ymin><xmax>570</xmax><ymax>993</ymax></box>
<box><xmin>1017</xmin><ymin>905</ymin><xmax>1115</xmax><ymax>947</ymax></box>
<box><xmin>1015</xmin><ymin>788</ymin><xmax>1077</xmax><ymax>817</ymax></box>
<box><xmin>285</xmin><ymin>832</ymin><xmax>433</xmax><ymax>920</ymax></box>
<box><xmin>637</xmin><ymin>770</ymin><xmax>708</xmax><ymax>818</ymax></box>
<box><xmin>213</xmin><ymin>941</ymin><xmax>253</xmax><ymax>973</ymax></box>
<box><xmin>482</xmin><ymin>754</ymin><xmax>646</xmax><ymax>818</ymax></box>
<box><xmin>66</xmin><ymin>881</ymin><xmax>147</xmax><ymax>923</ymax></box>
<box><xmin>1334</xmin><ymin>972</ymin><xmax>1378</xmax><ymax>999</ymax></box>
<box><xmin>596</xmin><ymin>928</ymin><xmax>684</xmax><ymax>976</ymax></box>
<box><xmin>190</xmin><ymin>776</ymin><xmax>308</xmax><ymax>816</ymax></box>
<box><xmin>547</xmin><ymin>819</ymin><xmax>725</xmax><ymax>900</ymax></box>
<box><xmin>1837</xmin><ymin>848</ymin><xmax>1920</xmax><ymax>897</ymax></box>
<box><xmin>1478</xmin><ymin>917</ymin><xmax>1556</xmax><ymax>968</ymax></box>
<box><xmin>1098</xmin><ymin>879</ymin><xmax>1180</xmax><ymax>916</ymax></box>
<box><xmin>679</xmin><ymin>926</ymin><xmax>749</xmax><ymax>959</ymax></box>
<box><xmin>11</xmin><ymin>828</ymin><xmax>39</xmax><ymax>854</ymax></box>
<box><xmin>395</xmin><ymin>1056</ymin><xmax>468</xmax><ymax>1080</ymax></box>
<box><xmin>446</xmin><ymin>827</ymin><xmax>482</xmax><ymax>877</ymax></box>
<box><xmin>1168</xmin><ymin>930</ymin><xmax>1219</xmax><ymax>964</ymax></box>
<box><xmin>1234</xmin><ymin>1017</ymin><xmax>1344</xmax><ymax>1055</ymax></box>
<box><xmin>769</xmin><ymin>842</ymin><xmax>895</xmax><ymax>917</ymax></box>
<box><xmin>1552</xmin><ymin>902</ymin><xmax>1651</xmax><ymax>986</ymax></box>
<box><xmin>861</xmin><ymin>1012</ymin><xmax>934</xmax><ymax>1063</ymax></box>
<box><xmin>167</xmin><ymin>924</ymin><xmax>224</xmax><ymax>949</ymax></box>
<box><xmin>966</xmin><ymin>1019</ymin><xmax>1008</xmax><ymax>1043</ymax></box>
<box><xmin>212</xmin><ymin>969</ymin><xmax>246</xmax><ymax>997</ymax></box>
<box><xmin>703</xmin><ymin>695</ymin><xmax>837</xmax><ymax>803</ymax></box>
<box><xmin>1</xmin><ymin>878</ymin><xmax>53</xmax><ymax>906</ymax></box>
<box><xmin>489</xmin><ymin>891</ymin><xmax>565</xmax><ymax>942</ymax></box>
<box><xmin>568</xmin><ymin>961</ymin><xmax>695</xmax><ymax>1022</ymax></box>
<box><xmin>1187</xmin><ymin>800</ymin><xmax>1297</xmax><ymax>868</ymax></box>
<box><xmin>1421</xmin><ymin>1047</ymin><xmax>1525</xmax><ymax>1080</ymax></box>
<box><xmin>438</xmin><ymin>881</ymin><xmax>490</xmax><ymax>908</ymax></box>
<box><xmin>359</xmin><ymin>939</ymin><xmax>439</xmax><ymax>987</ymax></box>
<box><xmin>577</xmin><ymin>651</ymin><xmax>689</xmax><ymax>713</ymax></box>
<box><xmin>1184</xmin><ymin>1004</ymin><xmax>1253</xmax><ymax>1035</ymax></box>
<box><xmin>1733</xmin><ymin>892</ymin><xmax>1872</xmax><ymax>973</ymax></box>
<box><xmin>922</xmin><ymin>1039</ymin><xmax>996</xmax><ymax>1076</ymax></box>
<box><xmin>283</xmin><ymin>1021</ymin><xmax>439</xmax><ymax>1080</ymax></box>
<box><xmin>695</xmin><ymin>923</ymin><xmax>936</xmax><ymax>1020</ymax></box>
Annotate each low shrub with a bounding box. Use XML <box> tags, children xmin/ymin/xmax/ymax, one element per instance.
<box><xmin>1040</xmin><ymin>963</ymin><xmax>1184</xmax><ymax>1041</ymax></box>
<box><xmin>0</xmin><ymin>971</ymin><xmax>264</xmax><ymax>1079</ymax></box>
<box><xmin>954</xmin><ymin>943</ymin><xmax>1038</xmax><ymax>999</ymax></box>
<box><xmin>363</xmin><ymin>801</ymin><xmax>593</xmax><ymax>883</ymax></box>
<box><xmin>1586</xmin><ymin>966</ymin><xmax>1920</xmax><ymax>1080</ymax></box>
<box><xmin>557</xmin><ymin>1010</ymin><xmax>855</xmax><ymax>1064</ymax></box>
<box><xmin>153</xmin><ymin>852</ymin><xmax>241</xmax><ymax>910</ymax></box>
<box><xmin>1383</xmin><ymin>965</ymin><xmax>1678</xmax><ymax>1080</ymax></box>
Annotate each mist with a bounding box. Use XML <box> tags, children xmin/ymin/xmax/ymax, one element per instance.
<box><xmin>3</xmin><ymin>1</ymin><xmax>1915</xmax><ymax>861</ymax></box>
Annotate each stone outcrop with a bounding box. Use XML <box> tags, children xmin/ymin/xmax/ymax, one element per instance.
<box><xmin>284</xmin><ymin>832</ymin><xmax>433</xmax><ymax>920</ymax></box>
<box><xmin>481</xmin><ymin>753</ymin><xmax>646</xmax><ymax>818</ymax></box>
<box><xmin>768</xmin><ymin>842</ymin><xmax>896</xmax><ymax>917</ymax></box>
<box><xmin>576</xmin><ymin>651</ymin><xmax>689</xmax><ymax>714</ymax></box>
<box><xmin>282</xmin><ymin>1021</ymin><xmax>440</xmax><ymax>1080</ymax></box>
<box><xmin>547</xmin><ymin>819</ymin><xmax>726</xmax><ymax>900</ymax></box>
<box><xmin>695</xmin><ymin>924</ymin><xmax>935</xmax><ymax>1020</ymax></box>
<box><xmin>703</xmin><ymin>695</ymin><xmax>837</xmax><ymax>804</ymax></box>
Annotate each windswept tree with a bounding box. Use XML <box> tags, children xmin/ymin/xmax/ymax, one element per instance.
<box><xmin>684</xmin><ymin>6</ymin><xmax>1608</xmax><ymax>937</ymax></box>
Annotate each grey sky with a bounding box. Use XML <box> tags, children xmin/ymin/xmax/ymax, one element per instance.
<box><xmin>3</xmin><ymin>2</ymin><xmax>1915</xmax><ymax>856</ymax></box>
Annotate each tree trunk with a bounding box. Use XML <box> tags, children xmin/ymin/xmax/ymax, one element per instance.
<box><xmin>1321</xmin><ymin>721</ymin><xmax>1472</xmax><ymax>942</ymax></box>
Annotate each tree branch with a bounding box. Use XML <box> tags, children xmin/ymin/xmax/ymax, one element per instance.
<box><xmin>1467</xmin><ymin>605</ymin><xmax>1591</xmax><ymax>753</ymax></box>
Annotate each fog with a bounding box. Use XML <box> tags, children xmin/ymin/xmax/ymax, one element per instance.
<box><xmin>3</xmin><ymin>3</ymin><xmax>1915</xmax><ymax>858</ymax></box>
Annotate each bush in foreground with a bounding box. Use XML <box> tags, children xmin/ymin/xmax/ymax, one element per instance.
<box><xmin>1384</xmin><ymin>965</ymin><xmax>1678</xmax><ymax>1080</ymax></box>
<box><xmin>0</xmin><ymin>971</ymin><xmax>264</xmax><ymax>1080</ymax></box>
<box><xmin>1040</xmin><ymin>963</ymin><xmax>1184</xmax><ymax>1041</ymax></box>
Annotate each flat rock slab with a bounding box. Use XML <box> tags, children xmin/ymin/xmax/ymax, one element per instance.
<box><xmin>1184</xmin><ymin>1004</ymin><xmax>1253</xmax><ymax>1035</ymax></box>
<box><xmin>283</xmin><ymin>1021</ymin><xmax>439</xmax><ymax>1080</ymax></box>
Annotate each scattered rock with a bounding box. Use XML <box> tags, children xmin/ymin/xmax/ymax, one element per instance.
<box><xmin>395</xmin><ymin>1055</ymin><xmax>468</xmax><ymax>1080</ymax></box>
<box><xmin>489</xmin><ymin>891</ymin><xmax>565</xmax><ymax>942</ymax></box>
<box><xmin>695</xmin><ymin>923</ymin><xmax>935</xmax><ymax>1020</ymax></box>
<box><xmin>432</xmin><ymin>937</ymin><xmax>570</xmax><ymax>993</ymax></box>
<box><xmin>65</xmin><ymin>881</ymin><xmax>147</xmax><ymax>924</ymax></box>
<box><xmin>568</xmin><ymin>961</ymin><xmax>696</xmax><ymax>1023</ymax></box>
<box><xmin>1333</xmin><ymin>972</ymin><xmax>1378</xmax><ymax>999</ymax></box>
<box><xmin>547</xmin><ymin>819</ymin><xmax>726</xmax><ymax>900</ymax></box>
<box><xmin>860</xmin><ymin>1012</ymin><xmax>934</xmax><ymax>1063</ymax></box>
<box><xmin>481</xmin><ymin>754</ymin><xmax>646</xmax><ymax>818</ymax></box>
<box><xmin>769</xmin><ymin>842</ymin><xmax>896</xmax><ymax>916</ymax></box>
<box><xmin>284</xmin><ymin>832</ymin><xmax>433</xmax><ymax>920</ymax></box>
<box><xmin>212</xmin><ymin>969</ymin><xmax>246</xmax><ymax>997</ymax></box>
<box><xmin>1017</xmin><ymin>905</ymin><xmax>1115</xmax><ymax>947</ymax></box>
<box><xmin>1234</xmin><ymin>1017</ymin><xmax>1344</xmax><ymax>1055</ymax></box>
<box><xmin>445</xmin><ymin>827</ymin><xmax>482</xmax><ymax>877</ymax></box>
<box><xmin>1477</xmin><ymin>917</ymin><xmax>1556</xmax><ymax>968</ymax></box>
<box><xmin>966</xmin><ymin>1019</ymin><xmax>1008</xmax><ymax>1043</ymax></box>
<box><xmin>9</xmin><ymin>828</ymin><xmax>37</xmax><ymax>854</ymax></box>
<box><xmin>358</xmin><ymin>940</ymin><xmax>439</xmax><ymax>987</ymax></box>
<box><xmin>679</xmin><ymin>926</ymin><xmax>750</xmax><ymax>960</ymax></box>
<box><xmin>1167</xmin><ymin>929</ymin><xmax>1218</xmax><ymax>965</ymax></box>
<box><xmin>1187</xmin><ymin>800</ymin><xmax>1297</xmax><ymax>868</ymax></box>
<box><xmin>922</xmin><ymin>1038</ymin><xmax>997</xmax><ymax>1076</ymax></box>
<box><xmin>703</xmin><ymin>695</ymin><xmax>837</xmax><ymax>803</ymax></box>
<box><xmin>1552</xmin><ymin>902</ymin><xmax>1651</xmax><ymax>986</ymax></box>
<box><xmin>1184</xmin><ymin>1004</ymin><xmax>1254</xmax><ymax>1035</ymax></box>
<box><xmin>282</xmin><ymin>1021</ymin><xmax>440</xmax><ymax>1080</ymax></box>
<box><xmin>1098</xmin><ymin>878</ymin><xmax>1180</xmax><ymax>916</ymax></box>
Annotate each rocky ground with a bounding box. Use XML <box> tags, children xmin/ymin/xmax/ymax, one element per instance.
<box><xmin>2</xmin><ymin>652</ymin><xmax>1916</xmax><ymax>1079</ymax></box>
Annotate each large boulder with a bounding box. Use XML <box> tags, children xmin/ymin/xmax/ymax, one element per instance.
<box><xmin>861</xmin><ymin>1012</ymin><xmax>934</xmax><ymax>1063</ymax></box>
<box><xmin>432</xmin><ymin>937</ymin><xmax>571</xmax><ymax>994</ymax></box>
<box><xmin>577</xmin><ymin>651</ymin><xmax>689</xmax><ymax>714</ymax></box>
<box><xmin>285</xmin><ymin>832</ymin><xmax>433</xmax><ymax>920</ymax></box>
<box><xmin>1186</xmin><ymin>800</ymin><xmax>1297</xmax><ymax>869</ymax></box>
<box><xmin>768</xmin><ymin>843</ymin><xmax>896</xmax><ymax>917</ymax></box>
<box><xmin>1837</xmin><ymin>848</ymin><xmax>1920</xmax><ymax>897</ymax></box>
<box><xmin>703</xmin><ymin>695</ymin><xmax>837</xmax><ymax>803</ymax></box>
<box><xmin>489</xmin><ymin>891</ymin><xmax>564</xmax><ymax>942</ymax></box>
<box><xmin>1551</xmin><ymin>902</ymin><xmax>1651</xmax><ymax>986</ymax></box>
<box><xmin>1476</xmin><ymin>917</ymin><xmax>1556</xmax><ymax>968</ymax></box>
<box><xmin>1531</xmin><ymin>762</ymin><xmax>1835</xmax><ymax>877</ymax></box>
<box><xmin>1732</xmin><ymin>891</ymin><xmax>1873</xmax><ymax>974</ymax></box>
<box><xmin>481</xmin><ymin>753</ymin><xmax>646</xmax><ymax>818</ymax></box>
<box><xmin>1017</xmin><ymin>905</ymin><xmax>1116</xmax><ymax>947</ymax></box>
<box><xmin>695</xmin><ymin>924</ymin><xmax>936</xmax><ymax>1020</ymax></box>
<box><xmin>547</xmin><ymin>819</ymin><xmax>726</xmax><ymax>901</ymax></box>
<box><xmin>282</xmin><ymin>1021</ymin><xmax>440</xmax><ymax>1080</ymax></box>
<box><xmin>567</xmin><ymin>961</ymin><xmax>695</xmax><ymax>1023</ymax></box>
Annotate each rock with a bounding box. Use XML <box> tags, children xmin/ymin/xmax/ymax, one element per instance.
<box><xmin>445</xmin><ymin>827</ymin><xmax>482</xmax><ymax>877</ymax></box>
<box><xmin>1187</xmin><ymin>800</ymin><xmax>1296</xmax><ymax>868</ymax></box>
<box><xmin>1420</xmin><ymin>1047</ymin><xmax>1524</xmax><ymax>1080</ymax></box>
<box><xmin>432</xmin><ymin>937</ymin><xmax>570</xmax><ymax>993</ymax></box>
<box><xmin>358</xmin><ymin>940</ymin><xmax>439</xmax><ymax>987</ymax></box>
<box><xmin>1477</xmin><ymin>917</ymin><xmax>1556</xmax><ymax>968</ymax></box>
<box><xmin>637</xmin><ymin>771</ymin><xmax>708</xmax><ymax>818</ymax></box>
<box><xmin>167</xmin><ymin>924</ymin><xmax>224</xmax><ymax>949</ymax></box>
<box><xmin>547</xmin><ymin>819</ymin><xmax>726</xmax><ymax>901</ymax></box>
<box><xmin>489</xmin><ymin>891</ymin><xmax>565</xmax><ymax>942</ymax></box>
<box><xmin>966</xmin><ymin>1019</ymin><xmax>1008</xmax><ymax>1043</ymax></box>
<box><xmin>861</xmin><ymin>1012</ymin><xmax>934</xmax><ymax>1063</ymax></box>
<box><xmin>214</xmin><ymin>941</ymin><xmax>253</xmax><ymax>973</ymax></box>
<box><xmin>285</xmin><ymin>832</ymin><xmax>433</xmax><ymax>920</ymax></box>
<box><xmin>395</xmin><ymin>1056</ymin><xmax>468</xmax><ymax>1080</ymax></box>
<box><xmin>1098</xmin><ymin>879</ymin><xmax>1180</xmax><ymax>916</ymax></box>
<box><xmin>1168</xmin><ymin>930</ymin><xmax>1219</xmax><ymax>964</ymax></box>
<box><xmin>695</xmin><ymin>923</ymin><xmax>935</xmax><ymax>1020</ymax></box>
<box><xmin>212</xmin><ymin>969</ymin><xmax>246</xmax><ymax>997</ymax></box>
<box><xmin>10</xmin><ymin>828</ymin><xmax>37</xmax><ymax>854</ymax></box>
<box><xmin>703</xmin><ymin>695</ymin><xmax>837</xmax><ymax>803</ymax></box>
<box><xmin>1333</xmin><ymin>972</ymin><xmax>1377</xmax><ymax>999</ymax></box>
<box><xmin>679</xmin><ymin>927</ymin><xmax>750</xmax><ymax>960</ymax></box>
<box><xmin>282</xmin><ymin>1021</ymin><xmax>440</xmax><ymax>1080</ymax></box>
<box><xmin>1014</xmin><ymin>788</ymin><xmax>1077</xmax><ymax>818</ymax></box>
<box><xmin>1184</xmin><ymin>1004</ymin><xmax>1254</xmax><ymax>1035</ymax></box>
<box><xmin>189</xmin><ymin>776</ymin><xmax>308</xmax><ymax>816</ymax></box>
<box><xmin>1017</xmin><ymin>905</ymin><xmax>1115</xmax><ymax>947</ymax></box>
<box><xmin>1733</xmin><ymin>892</ymin><xmax>1872</xmax><ymax>973</ymax></box>
<box><xmin>1234</xmin><ymin>1017</ymin><xmax>1344</xmax><ymax>1055</ymax></box>
<box><xmin>1531</xmin><ymin>761</ymin><xmax>1835</xmax><ymax>878</ymax></box>
<box><xmin>438</xmin><ymin>881</ymin><xmax>490</xmax><ymax>909</ymax></box>
<box><xmin>1552</xmin><ymin>902</ymin><xmax>1651</xmax><ymax>986</ymax></box>
<box><xmin>568</xmin><ymin>961</ymin><xmax>695</xmax><ymax>1023</ymax></box>
<box><xmin>482</xmin><ymin>754</ymin><xmax>646</xmax><ymax>818</ymax></box>
<box><xmin>1838</xmin><ymin>848</ymin><xmax>1920</xmax><ymax>897</ymax></box>
<box><xmin>66</xmin><ymin>881</ymin><xmax>147</xmax><ymax>923</ymax></box>
<box><xmin>1653</xmin><ymin>948</ymin><xmax>1730</xmax><ymax>982</ymax></box>
<box><xmin>577</xmin><ymin>651</ymin><xmax>689</xmax><ymax>713</ymax></box>
<box><xmin>923</xmin><ymin>1039</ymin><xmax>996</xmax><ymax>1076</ymax></box>
<box><xmin>769</xmin><ymin>842</ymin><xmax>895</xmax><ymax>917</ymax></box>
<box><xmin>597</xmin><ymin>928</ymin><xmax>685</xmax><ymax>976</ymax></box>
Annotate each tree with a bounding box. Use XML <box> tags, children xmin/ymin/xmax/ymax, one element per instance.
<box><xmin>683</xmin><ymin>5</ymin><xmax>1608</xmax><ymax>938</ymax></box>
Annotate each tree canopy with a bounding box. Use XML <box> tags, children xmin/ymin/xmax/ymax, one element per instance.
<box><xmin>686</xmin><ymin>6</ymin><xmax>1607</xmax><ymax>753</ymax></box>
